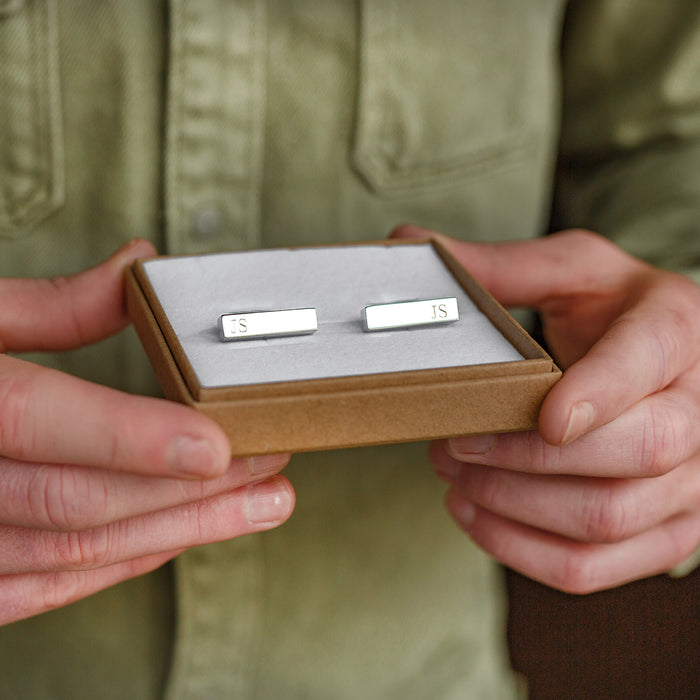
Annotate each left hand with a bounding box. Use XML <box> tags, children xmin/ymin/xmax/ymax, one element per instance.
<box><xmin>394</xmin><ymin>226</ymin><xmax>700</xmax><ymax>593</ymax></box>
<box><xmin>0</xmin><ymin>242</ymin><xmax>294</xmax><ymax>624</ymax></box>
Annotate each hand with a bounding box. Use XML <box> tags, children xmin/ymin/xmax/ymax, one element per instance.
<box><xmin>0</xmin><ymin>241</ymin><xmax>294</xmax><ymax>624</ymax></box>
<box><xmin>394</xmin><ymin>226</ymin><xmax>700</xmax><ymax>593</ymax></box>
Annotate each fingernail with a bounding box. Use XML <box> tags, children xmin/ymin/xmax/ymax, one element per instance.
<box><xmin>561</xmin><ymin>401</ymin><xmax>596</xmax><ymax>444</ymax></box>
<box><xmin>448</xmin><ymin>434</ymin><xmax>495</xmax><ymax>456</ymax></box>
<box><xmin>245</xmin><ymin>477</ymin><xmax>293</xmax><ymax>525</ymax></box>
<box><xmin>168</xmin><ymin>436</ymin><xmax>223</xmax><ymax>478</ymax></box>
<box><xmin>246</xmin><ymin>454</ymin><xmax>287</xmax><ymax>477</ymax></box>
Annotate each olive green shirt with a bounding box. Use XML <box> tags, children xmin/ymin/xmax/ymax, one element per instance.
<box><xmin>1</xmin><ymin>1</ymin><xmax>700</xmax><ymax>698</ymax></box>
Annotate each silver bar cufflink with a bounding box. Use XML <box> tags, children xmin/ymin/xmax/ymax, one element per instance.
<box><xmin>362</xmin><ymin>297</ymin><xmax>459</xmax><ymax>332</ymax></box>
<box><xmin>219</xmin><ymin>308</ymin><xmax>318</xmax><ymax>341</ymax></box>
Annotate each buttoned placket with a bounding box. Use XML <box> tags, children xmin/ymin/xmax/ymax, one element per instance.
<box><xmin>163</xmin><ymin>1</ymin><xmax>268</xmax><ymax>698</ymax></box>
<box><xmin>164</xmin><ymin>0</ymin><xmax>266</xmax><ymax>255</ymax></box>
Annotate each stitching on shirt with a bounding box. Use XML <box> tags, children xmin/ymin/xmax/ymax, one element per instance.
<box><xmin>246</xmin><ymin>0</ymin><xmax>265</xmax><ymax>249</ymax></box>
<box><xmin>352</xmin><ymin>0</ymin><xmax>532</xmax><ymax>196</ymax></box>
<box><xmin>0</xmin><ymin>0</ymin><xmax>64</xmax><ymax>230</ymax></box>
<box><xmin>166</xmin><ymin>0</ymin><xmax>184</xmax><ymax>253</ymax></box>
<box><xmin>377</xmin><ymin>0</ymin><xmax>397</xmax><ymax>168</ymax></box>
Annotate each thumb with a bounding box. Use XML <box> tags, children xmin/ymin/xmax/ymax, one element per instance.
<box><xmin>0</xmin><ymin>239</ymin><xmax>157</xmax><ymax>353</ymax></box>
<box><xmin>390</xmin><ymin>225</ymin><xmax>644</xmax><ymax>309</ymax></box>
<box><xmin>391</xmin><ymin>226</ymin><xmax>665</xmax><ymax>446</ymax></box>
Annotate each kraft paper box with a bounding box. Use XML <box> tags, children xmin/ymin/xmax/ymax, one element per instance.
<box><xmin>126</xmin><ymin>238</ymin><xmax>561</xmax><ymax>456</ymax></box>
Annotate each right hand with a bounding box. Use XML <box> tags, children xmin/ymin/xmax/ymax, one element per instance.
<box><xmin>0</xmin><ymin>241</ymin><xmax>295</xmax><ymax>625</ymax></box>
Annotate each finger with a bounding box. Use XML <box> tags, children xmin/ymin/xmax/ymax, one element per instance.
<box><xmin>393</xmin><ymin>227</ymin><xmax>700</xmax><ymax>444</ymax></box>
<box><xmin>445</xmin><ymin>494</ymin><xmax>700</xmax><ymax>593</ymax></box>
<box><xmin>0</xmin><ymin>239</ymin><xmax>156</xmax><ymax>354</ymax></box>
<box><xmin>0</xmin><ymin>549</ymin><xmax>182</xmax><ymax>625</ymax></box>
<box><xmin>539</xmin><ymin>275</ymin><xmax>700</xmax><ymax>445</ymax></box>
<box><xmin>446</xmin><ymin>373</ymin><xmax>700</xmax><ymax>477</ymax></box>
<box><xmin>434</xmin><ymin>445</ymin><xmax>700</xmax><ymax>544</ymax></box>
<box><xmin>0</xmin><ymin>453</ymin><xmax>289</xmax><ymax>531</ymax></box>
<box><xmin>0</xmin><ymin>355</ymin><xmax>233</xmax><ymax>478</ymax></box>
<box><xmin>390</xmin><ymin>226</ymin><xmax>644</xmax><ymax>307</ymax></box>
<box><xmin>0</xmin><ymin>476</ymin><xmax>295</xmax><ymax>575</ymax></box>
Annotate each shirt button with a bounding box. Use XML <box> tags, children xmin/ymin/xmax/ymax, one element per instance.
<box><xmin>191</xmin><ymin>205</ymin><xmax>224</xmax><ymax>240</ymax></box>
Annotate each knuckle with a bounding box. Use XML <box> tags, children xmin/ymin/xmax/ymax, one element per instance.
<box><xmin>524</xmin><ymin>432</ymin><xmax>560</xmax><ymax>472</ymax></box>
<box><xmin>475</xmin><ymin>470</ymin><xmax>507</xmax><ymax>511</ymax></box>
<box><xmin>29</xmin><ymin>571</ymin><xmax>80</xmax><ymax>616</ymax></box>
<box><xmin>103</xmin><ymin>428</ymin><xmax>125</xmax><ymax>472</ymax></box>
<box><xmin>0</xmin><ymin>372</ymin><xmax>36</xmax><ymax>459</ymax></box>
<box><xmin>561</xmin><ymin>228</ymin><xmax>601</xmax><ymax>247</ymax></box>
<box><xmin>53</xmin><ymin>527</ymin><xmax>114</xmax><ymax>570</ymax></box>
<box><xmin>178</xmin><ymin>494</ymin><xmax>226</xmax><ymax>544</ymax></box>
<box><xmin>645</xmin><ymin>318</ymin><xmax>683</xmax><ymax>391</ymax></box>
<box><xmin>187</xmin><ymin>498</ymin><xmax>215</xmax><ymax>541</ymax></box>
<box><xmin>662</xmin><ymin>514</ymin><xmax>700</xmax><ymax>569</ymax></box>
<box><xmin>636</xmin><ymin>401</ymin><xmax>688</xmax><ymax>477</ymax></box>
<box><xmin>580</xmin><ymin>486</ymin><xmax>633</xmax><ymax>544</ymax></box>
<box><xmin>6</xmin><ymin>570</ymin><xmax>98</xmax><ymax>622</ymax></box>
<box><xmin>561</xmin><ymin>230</ymin><xmax>620</xmax><ymax>263</ymax></box>
<box><xmin>27</xmin><ymin>466</ymin><xmax>106</xmax><ymax>531</ymax></box>
<box><xmin>46</xmin><ymin>276</ymin><xmax>86</xmax><ymax>346</ymax></box>
<box><xmin>549</xmin><ymin>550</ymin><xmax>601</xmax><ymax>595</ymax></box>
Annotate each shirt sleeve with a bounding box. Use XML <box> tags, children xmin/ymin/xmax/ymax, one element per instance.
<box><xmin>554</xmin><ymin>0</ymin><xmax>700</xmax><ymax>575</ymax></box>
<box><xmin>553</xmin><ymin>0</ymin><xmax>700</xmax><ymax>285</ymax></box>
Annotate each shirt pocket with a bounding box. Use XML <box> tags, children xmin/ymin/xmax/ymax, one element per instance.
<box><xmin>0</xmin><ymin>0</ymin><xmax>64</xmax><ymax>238</ymax></box>
<box><xmin>353</xmin><ymin>0</ymin><xmax>542</xmax><ymax>197</ymax></box>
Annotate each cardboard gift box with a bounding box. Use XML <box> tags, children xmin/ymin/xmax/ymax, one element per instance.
<box><xmin>126</xmin><ymin>238</ymin><xmax>561</xmax><ymax>456</ymax></box>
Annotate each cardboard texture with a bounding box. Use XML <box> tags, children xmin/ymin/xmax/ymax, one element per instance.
<box><xmin>126</xmin><ymin>239</ymin><xmax>561</xmax><ymax>456</ymax></box>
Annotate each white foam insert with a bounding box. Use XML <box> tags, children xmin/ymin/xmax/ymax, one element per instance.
<box><xmin>142</xmin><ymin>244</ymin><xmax>524</xmax><ymax>388</ymax></box>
